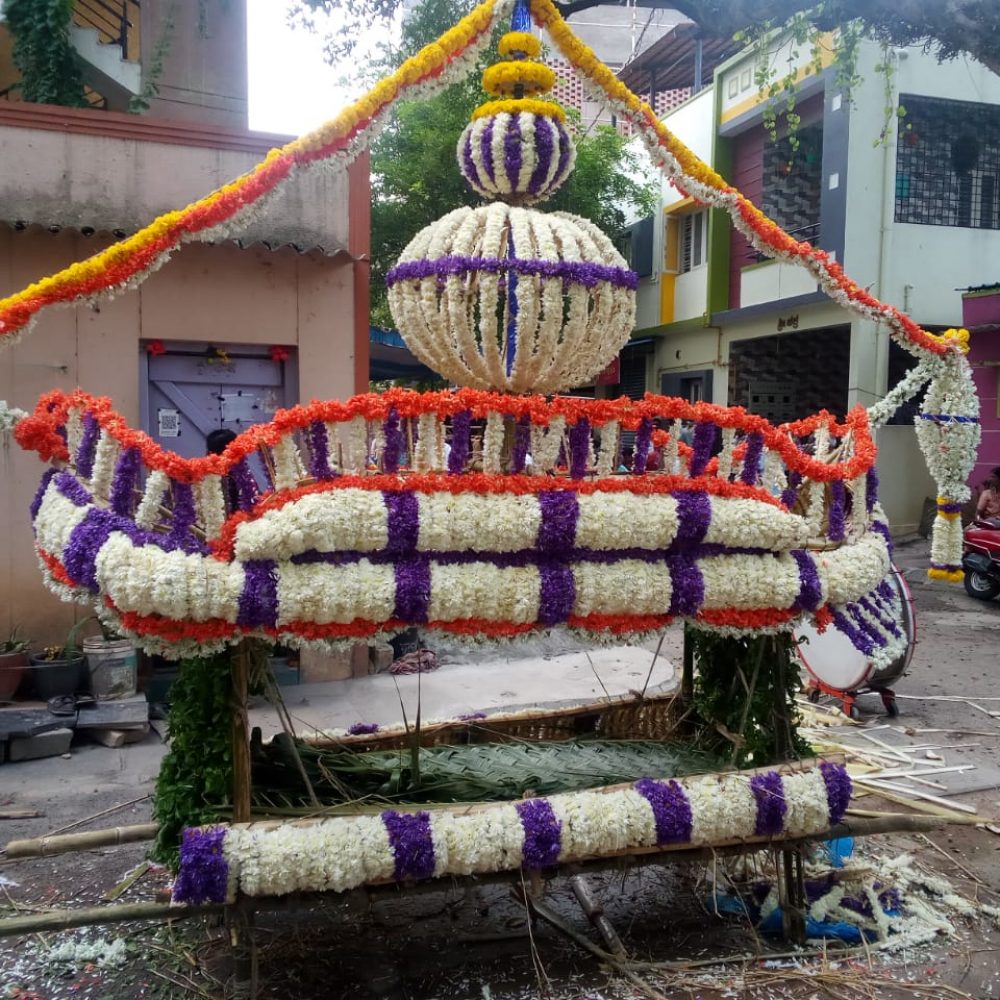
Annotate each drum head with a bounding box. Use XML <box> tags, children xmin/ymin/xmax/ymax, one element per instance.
<box><xmin>796</xmin><ymin>618</ymin><xmax>873</xmax><ymax>691</ymax></box>
<box><xmin>796</xmin><ymin>565</ymin><xmax>916</xmax><ymax>693</ymax></box>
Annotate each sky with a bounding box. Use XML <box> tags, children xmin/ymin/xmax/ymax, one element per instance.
<box><xmin>246</xmin><ymin>0</ymin><xmax>395</xmax><ymax>137</ymax></box>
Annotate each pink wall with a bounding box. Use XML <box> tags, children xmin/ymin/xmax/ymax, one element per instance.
<box><xmin>0</xmin><ymin>228</ymin><xmax>357</xmax><ymax>648</ymax></box>
<box><xmin>962</xmin><ymin>292</ymin><xmax>1000</xmax><ymax>490</ymax></box>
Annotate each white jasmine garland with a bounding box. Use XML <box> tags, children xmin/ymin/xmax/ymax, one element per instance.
<box><xmin>135</xmin><ymin>470</ymin><xmax>170</xmax><ymax>529</ymax></box>
<box><xmin>198</xmin><ymin>475</ymin><xmax>227</xmax><ymax>541</ymax></box>
<box><xmin>183</xmin><ymin>761</ymin><xmax>846</xmax><ymax>901</ymax></box>
<box><xmin>271</xmin><ymin>436</ymin><xmax>306</xmax><ymax>490</ymax></box>
<box><xmin>483</xmin><ymin>411</ymin><xmax>506</xmax><ymax>473</ymax></box>
<box><xmin>387</xmin><ymin>204</ymin><xmax>634</xmax><ymax>394</ymax></box>
<box><xmin>595</xmin><ymin>420</ymin><xmax>619</xmax><ymax>477</ymax></box>
<box><xmin>88</xmin><ymin>432</ymin><xmax>120</xmax><ymax>500</ymax></box>
<box><xmin>717</xmin><ymin>427</ymin><xmax>736</xmax><ymax>480</ymax></box>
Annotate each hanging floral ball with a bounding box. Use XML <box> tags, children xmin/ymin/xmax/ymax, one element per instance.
<box><xmin>386</xmin><ymin>202</ymin><xmax>637</xmax><ymax>394</ymax></box>
<box><xmin>457</xmin><ymin>106</ymin><xmax>576</xmax><ymax>204</ymax></box>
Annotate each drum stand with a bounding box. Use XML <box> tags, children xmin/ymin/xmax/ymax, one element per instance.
<box><xmin>806</xmin><ymin>679</ymin><xmax>899</xmax><ymax>720</ymax></box>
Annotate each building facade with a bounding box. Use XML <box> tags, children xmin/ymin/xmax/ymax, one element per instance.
<box><xmin>623</xmin><ymin>32</ymin><xmax>1000</xmax><ymax>534</ymax></box>
<box><xmin>0</xmin><ymin>1</ymin><xmax>369</xmax><ymax>679</ymax></box>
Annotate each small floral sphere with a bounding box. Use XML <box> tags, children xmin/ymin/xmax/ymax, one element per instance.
<box><xmin>386</xmin><ymin>201</ymin><xmax>637</xmax><ymax>394</ymax></box>
<box><xmin>457</xmin><ymin>107</ymin><xmax>576</xmax><ymax>205</ymax></box>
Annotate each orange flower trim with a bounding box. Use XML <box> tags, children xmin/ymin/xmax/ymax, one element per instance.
<box><xmin>101</xmin><ymin>595</ymin><xmax>804</xmax><ymax>647</ymax></box>
<box><xmin>20</xmin><ymin>387</ymin><xmax>878</xmax><ymax>490</ymax></box>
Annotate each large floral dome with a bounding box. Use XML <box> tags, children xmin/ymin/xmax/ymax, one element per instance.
<box><xmin>386</xmin><ymin>201</ymin><xmax>636</xmax><ymax>393</ymax></box>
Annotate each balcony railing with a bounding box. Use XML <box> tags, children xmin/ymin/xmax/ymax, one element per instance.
<box><xmin>745</xmin><ymin>222</ymin><xmax>821</xmax><ymax>264</ymax></box>
<box><xmin>73</xmin><ymin>0</ymin><xmax>138</xmax><ymax>62</ymax></box>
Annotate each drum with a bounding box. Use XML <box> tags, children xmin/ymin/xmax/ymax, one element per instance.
<box><xmin>796</xmin><ymin>565</ymin><xmax>916</xmax><ymax>694</ymax></box>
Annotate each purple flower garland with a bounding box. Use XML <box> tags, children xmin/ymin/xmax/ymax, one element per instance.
<box><xmin>781</xmin><ymin>470</ymin><xmax>803</xmax><ymax>510</ymax></box>
<box><xmin>827</xmin><ymin>480</ymin><xmax>846</xmax><ymax>542</ymax></box>
<box><xmin>383</xmin><ymin>810</ymin><xmax>436</xmax><ymax>881</ymax></box>
<box><xmin>307</xmin><ymin>421</ymin><xmax>334</xmax><ymax>480</ymax></box>
<box><xmin>749</xmin><ymin>771</ymin><xmax>787</xmax><ymax>837</ymax></box>
<box><xmin>75</xmin><ymin>412</ymin><xmax>100</xmax><ymax>478</ymax></box>
<box><xmin>865</xmin><ymin>467</ymin><xmax>879</xmax><ymax>514</ymax></box>
<box><xmin>109</xmin><ymin>447</ymin><xmax>142</xmax><ymax>517</ymax></box>
<box><xmin>634</xmin><ymin>778</ymin><xmax>693</xmax><ymax>844</ymax></box>
<box><xmin>632</xmin><ymin>418</ymin><xmax>653</xmax><ymax>475</ymax></box>
<box><xmin>230</xmin><ymin>459</ymin><xmax>259</xmax><ymax>511</ymax></box>
<box><xmin>348</xmin><ymin>722</ymin><xmax>380</xmax><ymax>735</ymax></box>
<box><xmin>819</xmin><ymin>762</ymin><xmax>852</xmax><ymax>824</ymax></box>
<box><xmin>740</xmin><ymin>432</ymin><xmax>764</xmax><ymax>485</ymax></box>
<box><xmin>383</xmin><ymin>408</ymin><xmax>404</xmax><ymax>473</ymax></box>
<box><xmin>569</xmin><ymin>418</ymin><xmax>590</xmax><ymax>479</ymax></box>
<box><xmin>791</xmin><ymin>549</ymin><xmax>823</xmax><ymax>611</ymax></box>
<box><xmin>511</xmin><ymin>414</ymin><xmax>531</xmax><ymax>473</ymax></box>
<box><xmin>516</xmin><ymin>798</ymin><xmax>562</xmax><ymax>869</ymax></box>
<box><xmin>237</xmin><ymin>560</ymin><xmax>279</xmax><ymax>628</ymax></box>
<box><xmin>448</xmin><ymin>410</ymin><xmax>472</xmax><ymax>474</ymax></box>
<box><xmin>689</xmin><ymin>422</ymin><xmax>718</xmax><ymax>476</ymax></box>
<box><xmin>172</xmin><ymin>827</ymin><xmax>229</xmax><ymax>904</ymax></box>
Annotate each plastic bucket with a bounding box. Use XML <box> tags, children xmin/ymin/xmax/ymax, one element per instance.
<box><xmin>83</xmin><ymin>638</ymin><xmax>138</xmax><ymax>700</ymax></box>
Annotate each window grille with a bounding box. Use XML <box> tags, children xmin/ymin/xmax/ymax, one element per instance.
<box><xmin>680</xmin><ymin>211</ymin><xmax>706</xmax><ymax>273</ymax></box>
<box><xmin>895</xmin><ymin>94</ymin><xmax>1000</xmax><ymax>229</ymax></box>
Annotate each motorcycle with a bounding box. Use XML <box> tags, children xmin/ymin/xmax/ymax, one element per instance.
<box><xmin>962</xmin><ymin>517</ymin><xmax>1000</xmax><ymax>601</ymax></box>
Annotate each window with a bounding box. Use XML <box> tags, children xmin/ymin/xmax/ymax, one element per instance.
<box><xmin>895</xmin><ymin>94</ymin><xmax>1000</xmax><ymax>229</ymax></box>
<box><xmin>679</xmin><ymin>211</ymin><xmax>707</xmax><ymax>273</ymax></box>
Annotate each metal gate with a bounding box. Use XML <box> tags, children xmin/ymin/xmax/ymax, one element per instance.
<box><xmin>140</xmin><ymin>342</ymin><xmax>298</xmax><ymax>460</ymax></box>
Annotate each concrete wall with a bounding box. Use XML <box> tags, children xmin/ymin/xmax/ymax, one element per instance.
<box><xmin>0</xmin><ymin>228</ymin><xmax>358</xmax><ymax>649</ymax></box>
<box><xmin>140</xmin><ymin>0</ymin><xmax>248</xmax><ymax>128</ymax></box>
<box><xmin>0</xmin><ymin>105</ymin><xmax>348</xmax><ymax>251</ymax></box>
<box><xmin>876</xmin><ymin>424</ymin><xmax>937</xmax><ymax>536</ymax></box>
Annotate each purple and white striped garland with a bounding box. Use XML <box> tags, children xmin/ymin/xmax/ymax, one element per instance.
<box><xmin>457</xmin><ymin>112</ymin><xmax>576</xmax><ymax>203</ymax></box>
<box><xmin>172</xmin><ymin>762</ymin><xmax>852</xmax><ymax>904</ymax></box>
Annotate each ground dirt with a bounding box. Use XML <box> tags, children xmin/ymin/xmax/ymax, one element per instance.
<box><xmin>1</xmin><ymin>538</ymin><xmax>999</xmax><ymax>1000</ymax></box>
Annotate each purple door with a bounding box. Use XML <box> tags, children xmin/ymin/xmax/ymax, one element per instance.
<box><xmin>141</xmin><ymin>342</ymin><xmax>298</xmax><ymax>460</ymax></box>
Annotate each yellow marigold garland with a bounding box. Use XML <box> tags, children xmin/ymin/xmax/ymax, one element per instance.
<box><xmin>482</xmin><ymin>60</ymin><xmax>556</xmax><ymax>96</ymax></box>
<box><xmin>471</xmin><ymin>98</ymin><xmax>566</xmax><ymax>121</ymax></box>
<box><xmin>498</xmin><ymin>31</ymin><xmax>541</xmax><ymax>58</ymax></box>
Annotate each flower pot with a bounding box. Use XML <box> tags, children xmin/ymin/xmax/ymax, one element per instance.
<box><xmin>29</xmin><ymin>653</ymin><xmax>85</xmax><ymax>701</ymax></box>
<box><xmin>0</xmin><ymin>649</ymin><xmax>27</xmax><ymax>701</ymax></box>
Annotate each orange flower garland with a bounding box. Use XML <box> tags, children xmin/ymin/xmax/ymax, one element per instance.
<box><xmin>18</xmin><ymin>387</ymin><xmax>878</xmax><ymax>493</ymax></box>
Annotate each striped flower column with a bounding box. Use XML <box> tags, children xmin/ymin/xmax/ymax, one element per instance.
<box><xmin>172</xmin><ymin>763</ymin><xmax>853</xmax><ymax>903</ymax></box>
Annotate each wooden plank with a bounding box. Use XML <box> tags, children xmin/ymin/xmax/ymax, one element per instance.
<box><xmin>75</xmin><ymin>696</ymin><xmax>148</xmax><ymax>731</ymax></box>
<box><xmin>231</xmin><ymin>643</ymin><xmax>251</xmax><ymax>824</ymax></box>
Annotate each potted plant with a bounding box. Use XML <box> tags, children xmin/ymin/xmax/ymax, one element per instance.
<box><xmin>0</xmin><ymin>627</ymin><xmax>29</xmax><ymax>701</ymax></box>
<box><xmin>29</xmin><ymin>618</ymin><xmax>90</xmax><ymax>701</ymax></box>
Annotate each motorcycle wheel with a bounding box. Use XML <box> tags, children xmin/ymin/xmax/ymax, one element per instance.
<box><xmin>964</xmin><ymin>569</ymin><xmax>1000</xmax><ymax>601</ymax></box>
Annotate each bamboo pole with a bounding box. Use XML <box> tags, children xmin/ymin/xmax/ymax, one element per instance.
<box><xmin>0</xmin><ymin>900</ymin><xmax>224</xmax><ymax>939</ymax></box>
<box><xmin>232</xmin><ymin>640</ymin><xmax>252</xmax><ymax>824</ymax></box>
<box><xmin>4</xmin><ymin>823</ymin><xmax>158</xmax><ymax>860</ymax></box>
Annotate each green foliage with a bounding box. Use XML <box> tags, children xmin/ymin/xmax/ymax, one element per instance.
<box><xmin>151</xmin><ymin>653</ymin><xmax>234</xmax><ymax>868</ymax></box>
<box><xmin>5</xmin><ymin>0</ymin><xmax>87</xmax><ymax>107</ymax></box>
<box><xmin>251</xmin><ymin>737</ymin><xmax>722</xmax><ymax>809</ymax></box>
<box><xmin>689</xmin><ymin>628</ymin><xmax>812</xmax><ymax>768</ymax></box>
